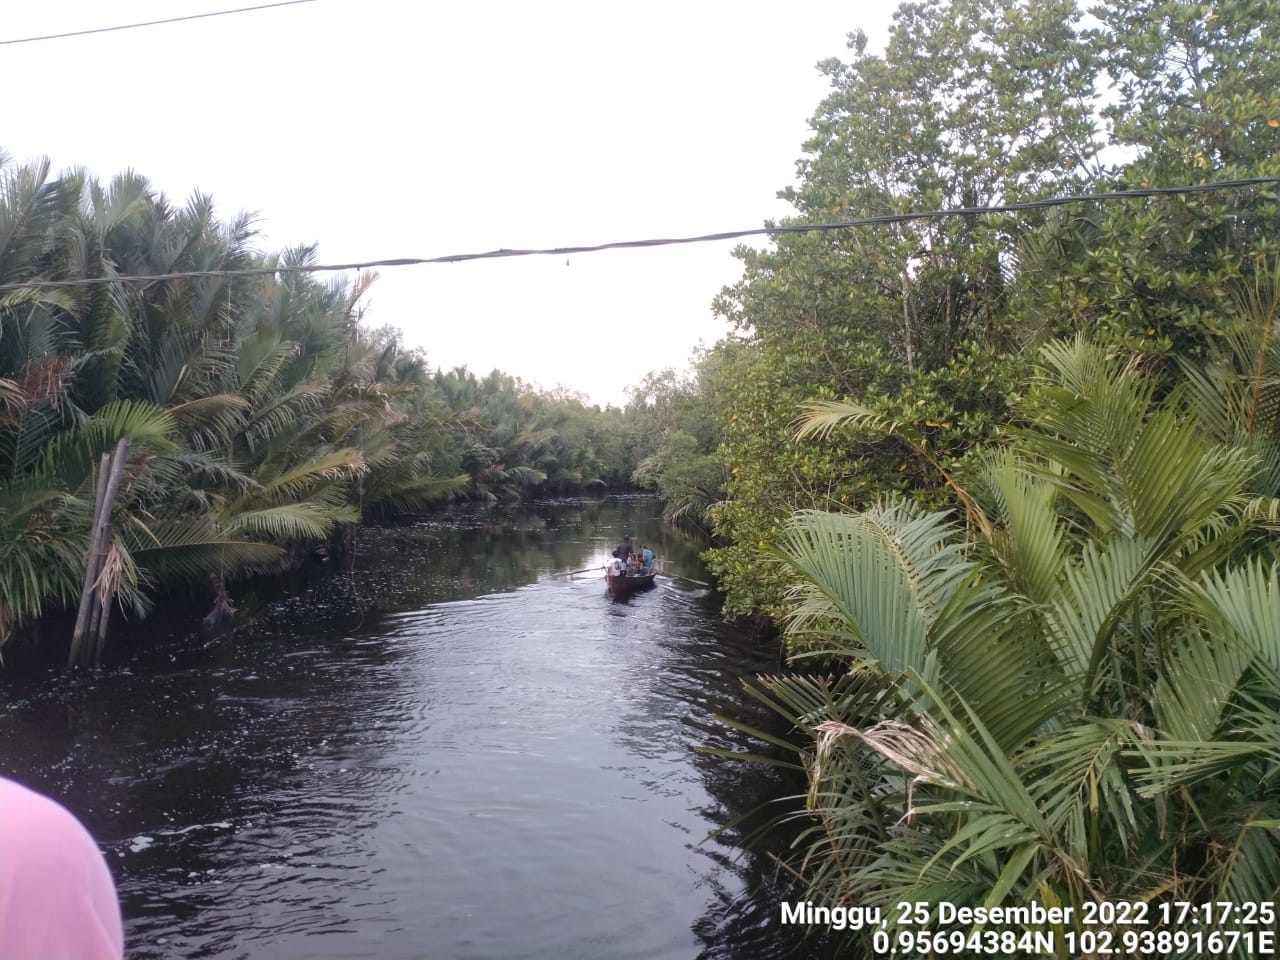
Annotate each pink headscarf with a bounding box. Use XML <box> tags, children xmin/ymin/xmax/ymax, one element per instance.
<box><xmin>0</xmin><ymin>776</ymin><xmax>124</xmax><ymax>960</ymax></box>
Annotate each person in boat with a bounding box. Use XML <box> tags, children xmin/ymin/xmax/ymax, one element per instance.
<box><xmin>641</xmin><ymin>544</ymin><xmax>654</xmax><ymax>573</ymax></box>
<box><xmin>607</xmin><ymin>555</ymin><xmax>625</xmax><ymax>579</ymax></box>
<box><xmin>615</xmin><ymin>536</ymin><xmax>633</xmax><ymax>567</ymax></box>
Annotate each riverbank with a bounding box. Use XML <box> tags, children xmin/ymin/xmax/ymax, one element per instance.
<box><xmin>1</xmin><ymin>494</ymin><xmax>708</xmax><ymax>672</ymax></box>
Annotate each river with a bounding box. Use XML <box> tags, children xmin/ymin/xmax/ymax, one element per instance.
<box><xmin>0</xmin><ymin>498</ymin><xmax>833</xmax><ymax>960</ymax></box>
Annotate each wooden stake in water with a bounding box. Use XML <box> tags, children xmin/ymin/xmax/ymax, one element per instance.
<box><xmin>69</xmin><ymin>438</ymin><xmax>130</xmax><ymax>667</ymax></box>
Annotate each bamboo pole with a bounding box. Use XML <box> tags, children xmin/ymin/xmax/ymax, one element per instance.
<box><xmin>87</xmin><ymin>543</ymin><xmax>113</xmax><ymax>663</ymax></box>
<box><xmin>69</xmin><ymin>453</ymin><xmax>112</xmax><ymax>666</ymax></box>
<box><xmin>92</xmin><ymin>567</ymin><xmax>113</xmax><ymax>666</ymax></box>
<box><xmin>69</xmin><ymin>438</ymin><xmax>130</xmax><ymax>667</ymax></box>
<box><xmin>92</xmin><ymin>440</ymin><xmax>130</xmax><ymax>661</ymax></box>
<box><xmin>87</xmin><ymin>587</ymin><xmax>103</xmax><ymax>644</ymax></box>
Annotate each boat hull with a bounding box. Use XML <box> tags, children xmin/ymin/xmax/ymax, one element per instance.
<box><xmin>605</xmin><ymin>570</ymin><xmax>657</xmax><ymax>593</ymax></box>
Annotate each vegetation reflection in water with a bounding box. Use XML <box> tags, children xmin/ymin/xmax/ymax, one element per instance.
<box><xmin>0</xmin><ymin>498</ymin><xmax>836</xmax><ymax>960</ymax></box>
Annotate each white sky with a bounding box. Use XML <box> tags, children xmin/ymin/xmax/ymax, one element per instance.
<box><xmin>4</xmin><ymin>1</ymin><xmax>895</xmax><ymax>407</ymax></box>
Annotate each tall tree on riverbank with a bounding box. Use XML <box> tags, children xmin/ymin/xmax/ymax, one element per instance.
<box><xmin>705</xmin><ymin>0</ymin><xmax>1280</xmax><ymax>623</ymax></box>
<box><xmin>1024</xmin><ymin>0</ymin><xmax>1280</xmax><ymax>358</ymax></box>
<box><xmin>627</xmin><ymin>342</ymin><xmax>739</xmax><ymax>532</ymax></box>
<box><xmin>705</xmin><ymin>0</ymin><xmax>1280</xmax><ymax>940</ymax></box>
<box><xmin>706</xmin><ymin>0</ymin><xmax>1102</xmax><ymax>620</ymax></box>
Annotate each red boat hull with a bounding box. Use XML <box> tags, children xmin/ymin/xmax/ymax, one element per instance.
<box><xmin>605</xmin><ymin>570</ymin><xmax>657</xmax><ymax>593</ymax></box>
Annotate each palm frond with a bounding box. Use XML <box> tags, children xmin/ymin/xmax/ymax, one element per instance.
<box><xmin>775</xmin><ymin>502</ymin><xmax>967</xmax><ymax>680</ymax></box>
<box><xmin>1182</xmin><ymin>559</ymin><xmax>1280</xmax><ymax>684</ymax></box>
<box><xmin>247</xmin><ymin>448</ymin><xmax>366</xmax><ymax>506</ymax></box>
<box><xmin>220</xmin><ymin>502</ymin><xmax>357</xmax><ymax>541</ymax></box>
<box><xmin>794</xmin><ymin>399</ymin><xmax>914</xmax><ymax>443</ymax></box>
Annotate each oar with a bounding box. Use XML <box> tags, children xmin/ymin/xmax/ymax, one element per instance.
<box><xmin>565</xmin><ymin>565</ymin><xmax>604</xmax><ymax>576</ymax></box>
<box><xmin>661</xmin><ymin>572</ymin><xmax>713</xmax><ymax>588</ymax></box>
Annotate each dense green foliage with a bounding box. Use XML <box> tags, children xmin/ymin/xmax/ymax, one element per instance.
<box><xmin>4</xmin><ymin>0</ymin><xmax>1277</xmax><ymax>940</ymax></box>
<box><xmin>670</xmin><ymin>0</ymin><xmax>1280</xmax><ymax>944</ymax></box>
<box><xmin>752</xmin><ymin>335</ymin><xmax>1279</xmax><ymax>954</ymax></box>
<box><xmin>700</xmin><ymin>0</ymin><xmax>1280</xmax><ymax>622</ymax></box>
<box><xmin>625</xmin><ymin>343</ymin><xmax>741</xmax><ymax>533</ymax></box>
<box><xmin>0</xmin><ymin>154</ymin><xmax>641</xmax><ymax>660</ymax></box>
<box><xmin>433</xmin><ymin>366</ymin><xmax>638</xmax><ymax>502</ymax></box>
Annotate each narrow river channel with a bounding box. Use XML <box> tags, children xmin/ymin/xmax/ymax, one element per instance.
<box><xmin>0</xmin><ymin>498</ymin><xmax>834</xmax><ymax>960</ymax></box>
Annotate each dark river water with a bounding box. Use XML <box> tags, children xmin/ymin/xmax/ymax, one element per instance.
<box><xmin>0</xmin><ymin>498</ymin><xmax>832</xmax><ymax>960</ymax></box>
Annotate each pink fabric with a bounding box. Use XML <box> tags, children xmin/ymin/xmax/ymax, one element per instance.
<box><xmin>0</xmin><ymin>777</ymin><xmax>124</xmax><ymax>960</ymax></box>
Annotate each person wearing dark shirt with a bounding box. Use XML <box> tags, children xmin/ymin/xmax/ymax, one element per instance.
<box><xmin>615</xmin><ymin>536</ymin><xmax>633</xmax><ymax>565</ymax></box>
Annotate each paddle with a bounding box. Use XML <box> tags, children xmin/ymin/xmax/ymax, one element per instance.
<box><xmin>565</xmin><ymin>565</ymin><xmax>604</xmax><ymax>576</ymax></box>
<box><xmin>660</xmin><ymin>572</ymin><xmax>713</xmax><ymax>588</ymax></box>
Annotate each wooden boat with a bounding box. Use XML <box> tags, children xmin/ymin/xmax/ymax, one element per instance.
<box><xmin>605</xmin><ymin>569</ymin><xmax>657</xmax><ymax>594</ymax></box>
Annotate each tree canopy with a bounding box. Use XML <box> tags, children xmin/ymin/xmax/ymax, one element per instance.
<box><xmin>695</xmin><ymin>0</ymin><xmax>1280</xmax><ymax>621</ymax></box>
<box><xmin>0</xmin><ymin>153</ymin><xmax>644</xmax><ymax>661</ymax></box>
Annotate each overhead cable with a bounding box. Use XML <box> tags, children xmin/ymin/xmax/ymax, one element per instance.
<box><xmin>0</xmin><ymin>0</ymin><xmax>318</xmax><ymax>46</ymax></box>
<box><xmin>0</xmin><ymin>175</ymin><xmax>1276</xmax><ymax>292</ymax></box>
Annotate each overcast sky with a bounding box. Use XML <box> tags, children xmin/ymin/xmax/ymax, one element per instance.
<box><xmin>5</xmin><ymin>1</ymin><xmax>895</xmax><ymax>407</ymax></box>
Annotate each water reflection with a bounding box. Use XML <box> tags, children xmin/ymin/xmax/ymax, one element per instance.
<box><xmin>0</xmin><ymin>498</ymin><xmax>835</xmax><ymax>960</ymax></box>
